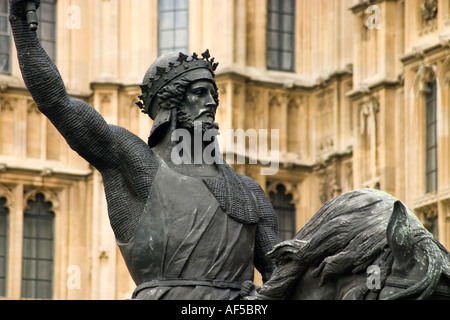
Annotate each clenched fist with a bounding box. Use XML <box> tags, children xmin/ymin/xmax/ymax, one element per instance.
<box><xmin>8</xmin><ymin>0</ymin><xmax>40</xmax><ymax>18</ymax></box>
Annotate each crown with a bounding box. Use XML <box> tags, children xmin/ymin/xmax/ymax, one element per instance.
<box><xmin>136</xmin><ymin>49</ymin><xmax>219</xmax><ymax>115</ymax></box>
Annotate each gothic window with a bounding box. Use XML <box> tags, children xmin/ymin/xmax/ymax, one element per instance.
<box><xmin>425</xmin><ymin>79</ymin><xmax>437</xmax><ymax>193</ymax></box>
<box><xmin>21</xmin><ymin>193</ymin><xmax>54</xmax><ymax>299</ymax></box>
<box><xmin>269</xmin><ymin>184</ymin><xmax>296</xmax><ymax>241</ymax></box>
<box><xmin>0</xmin><ymin>0</ymin><xmax>10</xmax><ymax>74</ymax></box>
<box><xmin>0</xmin><ymin>197</ymin><xmax>8</xmax><ymax>297</ymax></box>
<box><xmin>266</xmin><ymin>0</ymin><xmax>295</xmax><ymax>72</ymax></box>
<box><xmin>37</xmin><ymin>0</ymin><xmax>57</xmax><ymax>62</ymax></box>
<box><xmin>158</xmin><ymin>0</ymin><xmax>189</xmax><ymax>56</ymax></box>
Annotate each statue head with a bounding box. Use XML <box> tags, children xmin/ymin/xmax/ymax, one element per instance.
<box><xmin>136</xmin><ymin>50</ymin><xmax>219</xmax><ymax>147</ymax></box>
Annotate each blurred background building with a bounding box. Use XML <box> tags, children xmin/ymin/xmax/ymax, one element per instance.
<box><xmin>0</xmin><ymin>0</ymin><xmax>449</xmax><ymax>299</ymax></box>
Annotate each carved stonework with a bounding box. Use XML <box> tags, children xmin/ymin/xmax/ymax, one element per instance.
<box><xmin>100</xmin><ymin>93</ymin><xmax>112</xmax><ymax>108</ymax></box>
<box><xmin>0</xmin><ymin>97</ymin><xmax>16</xmax><ymax>112</ymax></box>
<box><xmin>23</xmin><ymin>188</ymin><xmax>60</xmax><ymax>212</ymax></box>
<box><xmin>1</xmin><ymin>97</ymin><xmax>18</xmax><ymax>156</ymax></box>
<box><xmin>245</xmin><ymin>88</ymin><xmax>260</xmax><ymax>130</ymax></box>
<box><xmin>441</xmin><ymin>195</ymin><xmax>450</xmax><ymax>219</ymax></box>
<box><xmin>268</xmin><ymin>92</ymin><xmax>284</xmax><ymax>108</ymax></box>
<box><xmin>245</xmin><ymin>88</ymin><xmax>258</xmax><ymax>105</ymax></box>
<box><xmin>0</xmin><ymin>183</ymin><xmax>15</xmax><ymax>208</ymax></box>
<box><xmin>442</xmin><ymin>60</ymin><xmax>450</xmax><ymax>84</ymax></box>
<box><xmin>358</xmin><ymin>93</ymin><xmax>380</xmax><ymax>184</ymax></box>
<box><xmin>26</xmin><ymin>99</ymin><xmax>40</xmax><ymax>114</ymax></box>
<box><xmin>344</xmin><ymin>160</ymin><xmax>354</xmax><ymax>192</ymax></box>
<box><xmin>416</xmin><ymin>204</ymin><xmax>438</xmax><ymax>238</ymax></box>
<box><xmin>267</xmin><ymin>181</ymin><xmax>300</xmax><ymax>206</ymax></box>
<box><xmin>414</xmin><ymin>191</ymin><xmax>440</xmax><ymax>238</ymax></box>
<box><xmin>416</xmin><ymin>64</ymin><xmax>437</xmax><ymax>93</ymax></box>
<box><xmin>420</xmin><ymin>0</ymin><xmax>438</xmax><ymax>35</ymax></box>
<box><xmin>0</xmin><ymin>82</ymin><xmax>8</xmax><ymax>92</ymax></box>
<box><xmin>287</xmin><ymin>96</ymin><xmax>303</xmax><ymax>155</ymax></box>
<box><xmin>268</xmin><ymin>92</ymin><xmax>285</xmax><ymax>150</ymax></box>
<box><xmin>315</xmin><ymin>89</ymin><xmax>334</xmax><ymax>154</ymax></box>
<box><xmin>421</xmin><ymin>0</ymin><xmax>438</xmax><ymax>22</ymax></box>
<box><xmin>315</xmin><ymin>159</ymin><xmax>342</xmax><ymax>204</ymax></box>
<box><xmin>359</xmin><ymin>94</ymin><xmax>379</xmax><ymax>134</ymax></box>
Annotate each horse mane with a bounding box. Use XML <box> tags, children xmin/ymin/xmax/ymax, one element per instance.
<box><xmin>259</xmin><ymin>188</ymin><xmax>450</xmax><ymax>300</ymax></box>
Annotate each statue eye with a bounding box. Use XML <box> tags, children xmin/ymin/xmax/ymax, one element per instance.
<box><xmin>193</xmin><ymin>88</ymin><xmax>206</xmax><ymax>96</ymax></box>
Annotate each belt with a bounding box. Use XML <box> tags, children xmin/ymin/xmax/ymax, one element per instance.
<box><xmin>132</xmin><ymin>279</ymin><xmax>244</xmax><ymax>299</ymax></box>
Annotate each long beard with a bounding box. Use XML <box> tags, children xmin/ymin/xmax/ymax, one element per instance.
<box><xmin>177</xmin><ymin>109</ymin><xmax>220</xmax><ymax>137</ymax></box>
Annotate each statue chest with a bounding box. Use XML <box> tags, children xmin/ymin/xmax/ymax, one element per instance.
<box><xmin>118</xmin><ymin>163</ymin><xmax>257</xmax><ymax>286</ymax></box>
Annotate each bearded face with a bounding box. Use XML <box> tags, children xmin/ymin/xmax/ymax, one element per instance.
<box><xmin>176</xmin><ymin>79</ymin><xmax>220</xmax><ymax>137</ymax></box>
<box><xmin>148</xmin><ymin>76</ymin><xmax>220</xmax><ymax>147</ymax></box>
<box><xmin>177</xmin><ymin>109</ymin><xmax>220</xmax><ymax>133</ymax></box>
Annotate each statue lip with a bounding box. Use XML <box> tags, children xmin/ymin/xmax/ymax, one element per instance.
<box><xmin>198</xmin><ymin>111</ymin><xmax>215</xmax><ymax>122</ymax></box>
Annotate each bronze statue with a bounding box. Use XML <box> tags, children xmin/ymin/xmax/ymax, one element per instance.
<box><xmin>245</xmin><ymin>188</ymin><xmax>450</xmax><ymax>300</ymax></box>
<box><xmin>10</xmin><ymin>0</ymin><xmax>450</xmax><ymax>301</ymax></box>
<box><xmin>9</xmin><ymin>0</ymin><xmax>280</xmax><ymax>300</ymax></box>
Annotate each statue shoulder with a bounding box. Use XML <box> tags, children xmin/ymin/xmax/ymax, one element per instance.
<box><xmin>237</xmin><ymin>174</ymin><xmax>266</xmax><ymax>197</ymax></box>
<box><xmin>237</xmin><ymin>173</ymin><xmax>278</xmax><ymax>219</ymax></box>
<box><xmin>108</xmin><ymin>124</ymin><xmax>159</xmax><ymax>167</ymax></box>
<box><xmin>109</xmin><ymin>125</ymin><xmax>151</xmax><ymax>150</ymax></box>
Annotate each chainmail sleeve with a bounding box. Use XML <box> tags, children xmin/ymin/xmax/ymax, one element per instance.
<box><xmin>9</xmin><ymin>7</ymin><xmax>119</xmax><ymax>171</ymax></box>
<box><xmin>9</xmin><ymin>6</ymin><xmax>158</xmax><ymax>245</ymax></box>
<box><xmin>240</xmin><ymin>176</ymin><xmax>281</xmax><ymax>282</ymax></box>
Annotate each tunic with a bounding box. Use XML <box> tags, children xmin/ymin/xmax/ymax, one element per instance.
<box><xmin>118</xmin><ymin>159</ymin><xmax>257</xmax><ymax>300</ymax></box>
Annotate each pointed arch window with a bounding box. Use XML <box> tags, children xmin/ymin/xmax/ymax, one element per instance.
<box><xmin>269</xmin><ymin>184</ymin><xmax>296</xmax><ymax>241</ymax></box>
<box><xmin>0</xmin><ymin>197</ymin><xmax>8</xmax><ymax>296</ymax></box>
<box><xmin>425</xmin><ymin>79</ymin><xmax>438</xmax><ymax>193</ymax></box>
<box><xmin>21</xmin><ymin>193</ymin><xmax>54</xmax><ymax>299</ymax></box>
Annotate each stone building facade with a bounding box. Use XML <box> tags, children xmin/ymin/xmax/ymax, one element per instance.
<box><xmin>0</xmin><ymin>0</ymin><xmax>449</xmax><ymax>299</ymax></box>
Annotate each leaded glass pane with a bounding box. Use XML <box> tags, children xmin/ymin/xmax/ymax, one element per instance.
<box><xmin>269</xmin><ymin>184</ymin><xmax>296</xmax><ymax>241</ymax></box>
<box><xmin>158</xmin><ymin>0</ymin><xmax>189</xmax><ymax>55</ymax></box>
<box><xmin>0</xmin><ymin>0</ymin><xmax>10</xmax><ymax>74</ymax></box>
<box><xmin>266</xmin><ymin>0</ymin><xmax>295</xmax><ymax>71</ymax></box>
<box><xmin>425</xmin><ymin>80</ymin><xmax>438</xmax><ymax>193</ymax></box>
<box><xmin>21</xmin><ymin>193</ymin><xmax>54</xmax><ymax>299</ymax></box>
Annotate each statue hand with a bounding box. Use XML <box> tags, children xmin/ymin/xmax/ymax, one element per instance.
<box><xmin>9</xmin><ymin>0</ymin><xmax>41</xmax><ymax>19</ymax></box>
<box><xmin>240</xmin><ymin>280</ymin><xmax>276</xmax><ymax>300</ymax></box>
<box><xmin>239</xmin><ymin>280</ymin><xmax>261</xmax><ymax>299</ymax></box>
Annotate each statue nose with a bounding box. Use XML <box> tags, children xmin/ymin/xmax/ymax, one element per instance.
<box><xmin>206</xmin><ymin>92</ymin><xmax>217</xmax><ymax>108</ymax></box>
<box><xmin>203</xmin><ymin>100</ymin><xmax>216</xmax><ymax>112</ymax></box>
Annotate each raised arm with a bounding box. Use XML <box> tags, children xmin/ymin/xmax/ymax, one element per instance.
<box><xmin>9</xmin><ymin>0</ymin><xmax>117</xmax><ymax>170</ymax></box>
